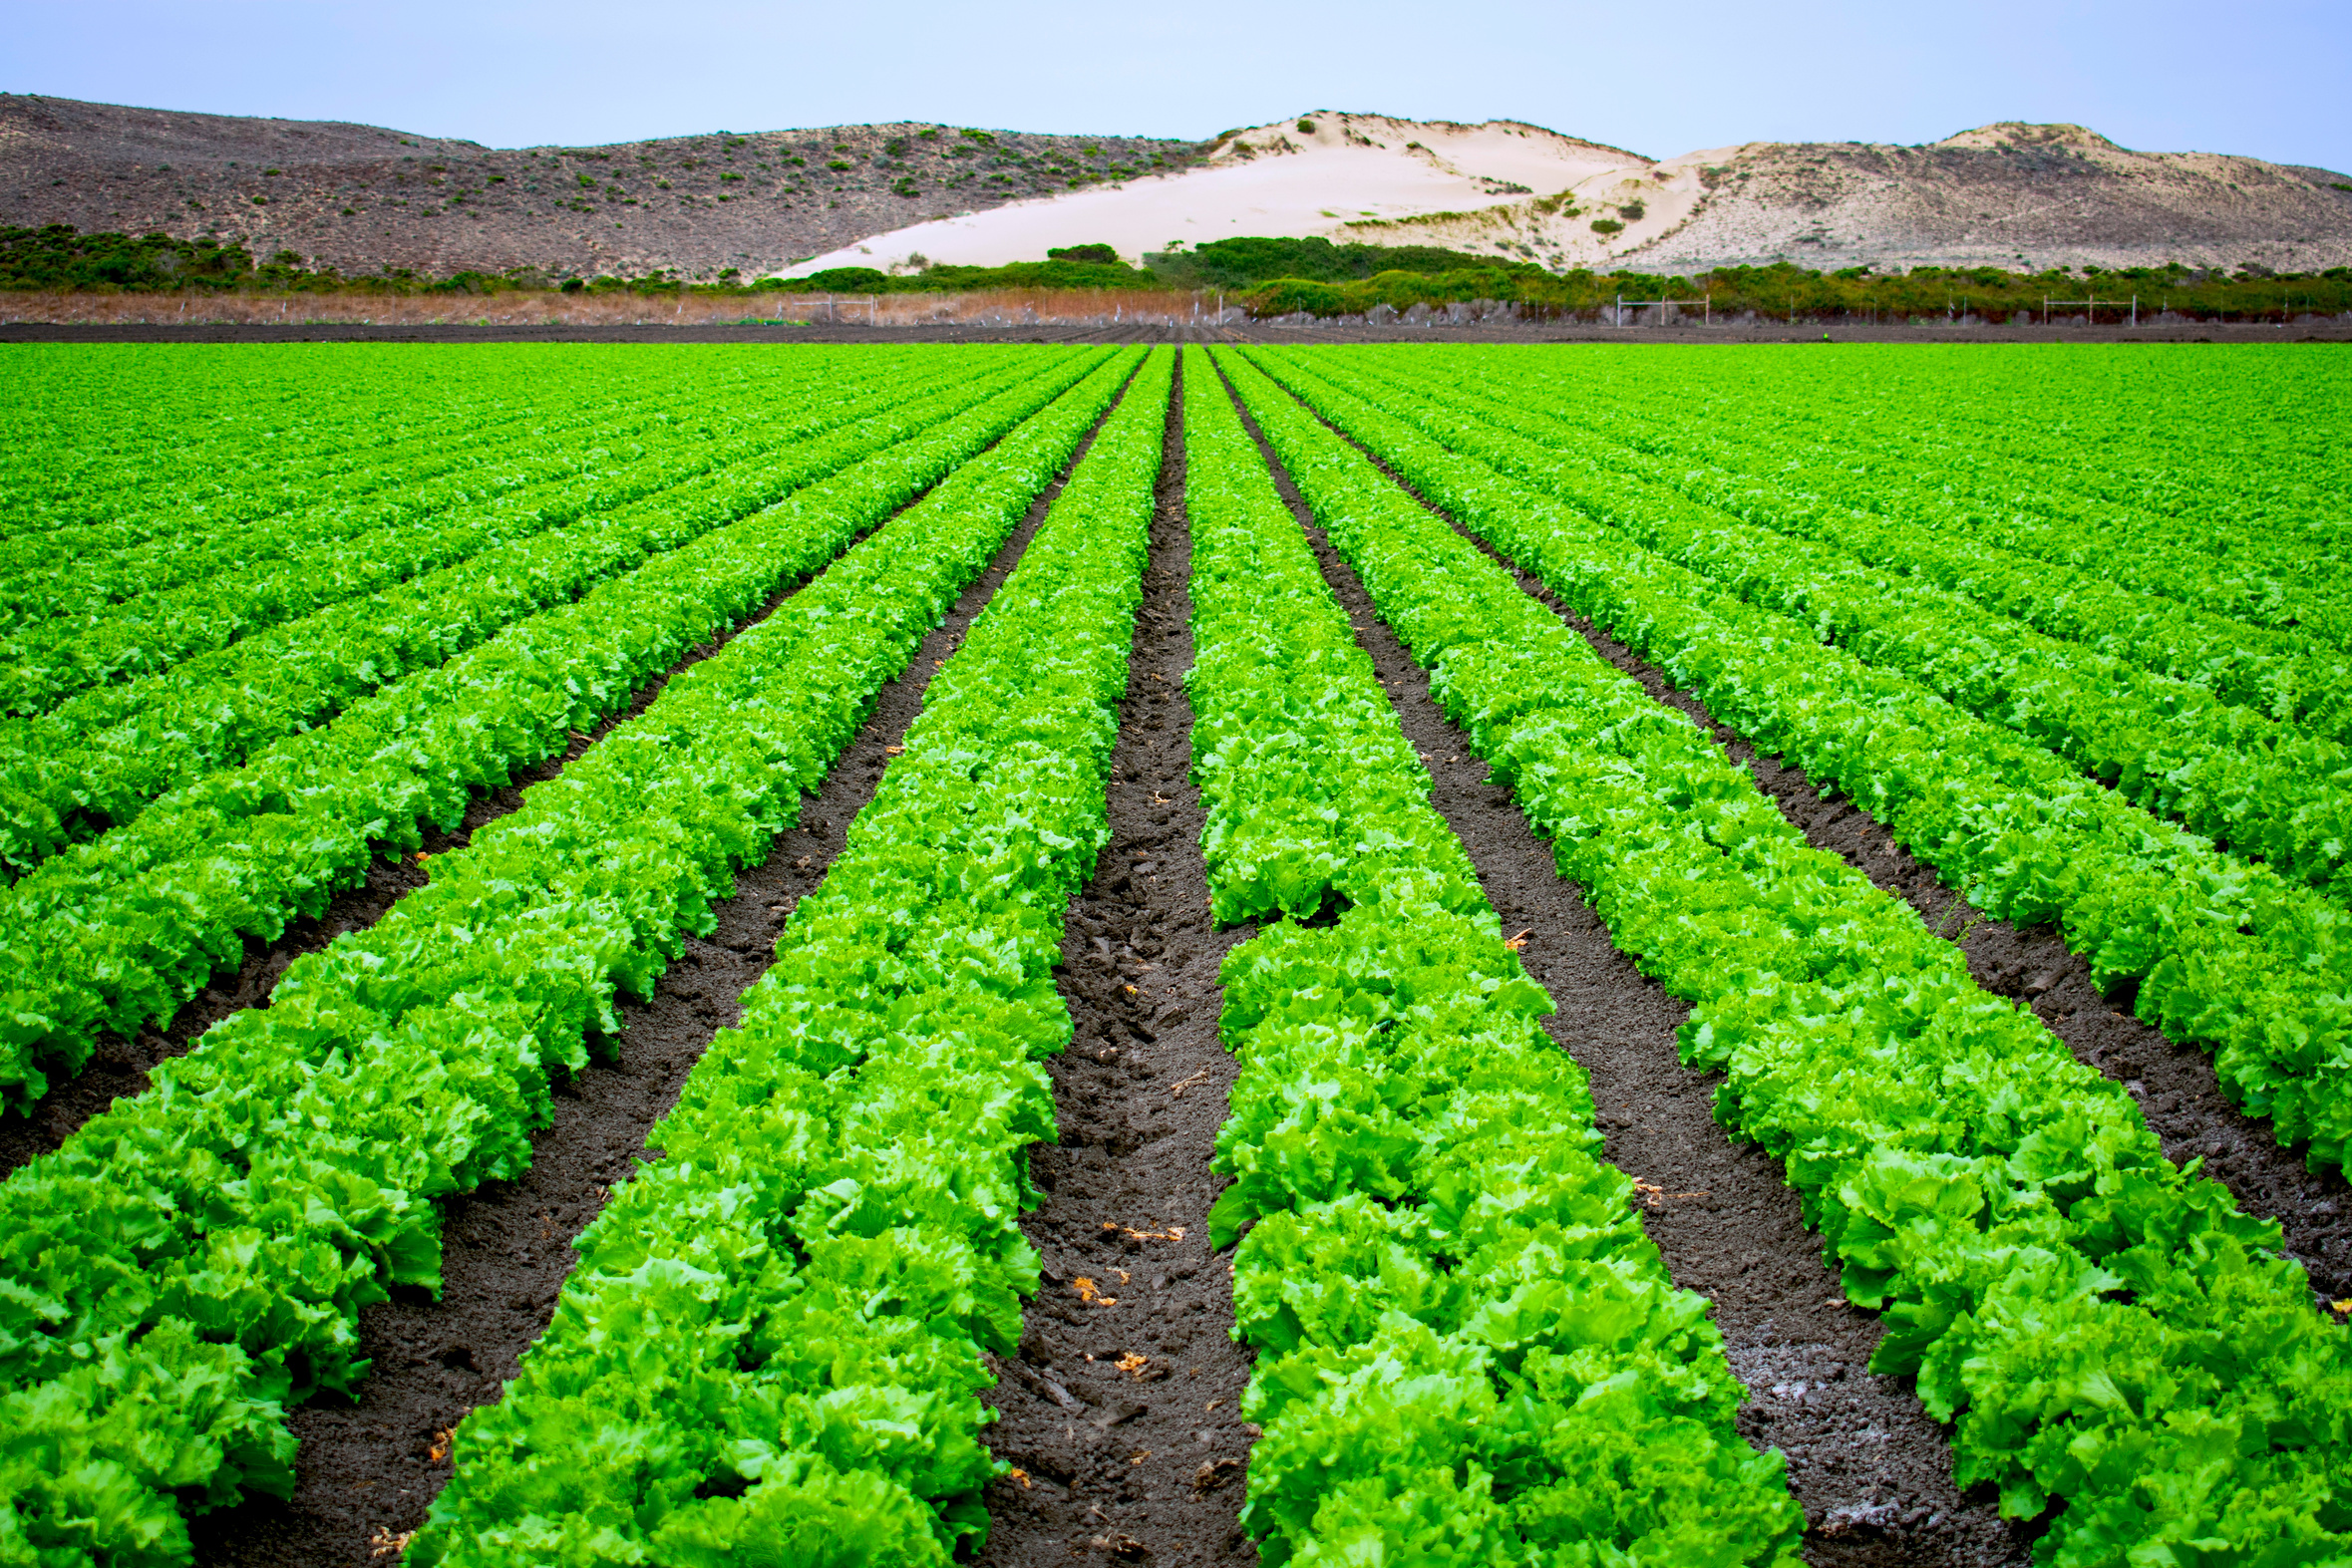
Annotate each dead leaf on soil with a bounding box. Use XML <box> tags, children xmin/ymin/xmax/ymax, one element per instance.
<box><xmin>884</xmin><ymin>744</ymin><xmax>904</xmax><ymax>755</ymax></box>
<box><xmin>1192</xmin><ymin>1457</ymin><xmax>1244</xmax><ymax>1493</ymax></box>
<box><xmin>1072</xmin><ymin>1277</ymin><xmax>1118</xmax><ymax>1307</ymax></box>
<box><xmin>427</xmin><ymin>1426</ymin><xmax>454</xmax><ymax>1463</ymax></box>
<box><xmin>1007</xmin><ymin>1466</ymin><xmax>1032</xmax><ymax>1488</ymax></box>
<box><xmin>2334</xmin><ymin>1299</ymin><xmax>2352</xmax><ymax>1316</ymax></box>
<box><xmin>1116</xmin><ymin>1352</ymin><xmax>1149</xmax><ymax>1379</ymax></box>
<box><xmin>1101</xmin><ymin>1221</ymin><xmax>1185</xmax><ymax>1243</ymax></box>
<box><xmin>1504</xmin><ymin>928</ymin><xmax>1531</xmax><ymax>951</ymax></box>
<box><xmin>1630</xmin><ymin>1177</ymin><xmax>1708</xmax><ymax>1209</ymax></box>
<box><xmin>1075</xmin><ymin>1533</ymin><xmax>1151</xmax><ymax>1559</ymax></box>
<box><xmin>1167</xmin><ymin>1069</ymin><xmax>1209</xmax><ymax>1099</ymax></box>
<box><xmin>368</xmin><ymin>1528</ymin><xmax>414</xmax><ymax>1559</ymax></box>
<box><xmin>1129</xmin><ymin>1448</ymin><xmax>1152</xmax><ymax>1463</ymax></box>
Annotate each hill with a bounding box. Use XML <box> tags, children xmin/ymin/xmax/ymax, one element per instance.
<box><xmin>800</xmin><ymin>113</ymin><xmax>2352</xmax><ymax>278</ymax></box>
<box><xmin>4</xmin><ymin>95</ymin><xmax>2348</xmax><ymax>284</ymax></box>
<box><xmin>0</xmin><ymin>92</ymin><xmax>1207</xmax><ymax>282</ymax></box>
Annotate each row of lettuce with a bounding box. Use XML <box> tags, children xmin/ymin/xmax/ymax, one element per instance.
<box><xmin>1307</xmin><ymin>351</ymin><xmax>2352</xmax><ymax>907</ymax></box>
<box><xmin>1184</xmin><ymin>352</ymin><xmax>1807</xmax><ymax>1562</ymax></box>
<box><xmin>0</xmin><ymin>355</ymin><xmax>915</xmax><ymax>688</ymax></box>
<box><xmin>1247</xmin><ymin>345</ymin><xmax>2352</xmax><ymax>1177</ymax></box>
<box><xmin>1215</xmin><ymin>343</ymin><xmax>2352</xmax><ymax>1562</ymax></box>
<box><xmin>0</xmin><ymin>354</ymin><xmax>1097</xmax><ymax>1106</ymax></box>
<box><xmin>5</xmin><ymin>355</ymin><xmax>713</xmax><ymax>612</ymax></box>
<box><xmin>0</xmin><ymin>353</ymin><xmax>1030</xmax><ymax>876</ymax></box>
<box><xmin>1415</xmin><ymin>346</ymin><xmax>2352</xmax><ymax>664</ymax></box>
<box><xmin>413</xmin><ymin>347</ymin><xmax>1173</xmax><ymax>1562</ymax></box>
<box><xmin>10</xmin><ymin>339</ymin><xmax>2345</xmax><ymax>1562</ymax></box>
<box><xmin>1</xmin><ymin>344</ymin><xmax>641</xmax><ymax>551</ymax></box>
<box><xmin>0</xmin><ymin>348</ymin><xmax>1144</xmax><ymax>1564</ymax></box>
<box><xmin>1351</xmin><ymin>350</ymin><xmax>2352</xmax><ymax>737</ymax></box>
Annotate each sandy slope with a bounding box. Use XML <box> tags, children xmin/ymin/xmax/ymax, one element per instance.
<box><xmin>782</xmin><ymin>114</ymin><xmax>2352</xmax><ymax>278</ymax></box>
<box><xmin>781</xmin><ymin>113</ymin><xmax>1654</xmax><ymax>275</ymax></box>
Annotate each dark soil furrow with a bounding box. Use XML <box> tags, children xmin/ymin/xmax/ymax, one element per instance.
<box><xmin>184</xmin><ymin>369</ymin><xmax>1140</xmax><ymax>1568</ymax></box>
<box><xmin>1212</xmin><ymin>357</ymin><xmax>2031</xmax><ymax>1568</ymax></box>
<box><xmin>977</xmin><ymin>353</ymin><xmax>1258</xmax><ymax>1568</ymax></box>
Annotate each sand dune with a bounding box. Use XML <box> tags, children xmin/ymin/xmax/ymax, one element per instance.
<box><xmin>781</xmin><ymin>113</ymin><xmax>1656</xmax><ymax>275</ymax></box>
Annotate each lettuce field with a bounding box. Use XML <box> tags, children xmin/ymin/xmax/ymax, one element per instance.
<box><xmin>2</xmin><ymin>340</ymin><xmax>2348</xmax><ymax>1568</ymax></box>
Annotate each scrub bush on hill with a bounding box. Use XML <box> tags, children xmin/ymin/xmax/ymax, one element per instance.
<box><xmin>0</xmin><ymin>226</ymin><xmax>328</xmax><ymax>292</ymax></box>
<box><xmin>781</xmin><ymin>256</ymin><xmax>1163</xmax><ymax>294</ymax></box>
<box><xmin>1243</xmin><ymin>265</ymin><xmax>1540</xmax><ymax>317</ymax></box>
<box><xmin>0</xmin><ymin>225</ymin><xmax>616</xmax><ymax>296</ymax></box>
<box><xmin>801</xmin><ymin>266</ymin><xmax>891</xmax><ymax>290</ymax></box>
<box><xmin>1146</xmin><ymin>235</ymin><xmax>1523</xmax><ymax>289</ymax></box>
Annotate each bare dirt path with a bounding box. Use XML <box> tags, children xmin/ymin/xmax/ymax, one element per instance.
<box><xmin>978</xmin><ymin>353</ymin><xmax>1258</xmax><ymax>1568</ymax></box>
<box><xmin>1214</xmin><ymin>356</ymin><xmax>2036</xmax><ymax>1567</ymax></box>
<box><xmin>185</xmin><ymin>369</ymin><xmax>1137</xmax><ymax>1568</ymax></box>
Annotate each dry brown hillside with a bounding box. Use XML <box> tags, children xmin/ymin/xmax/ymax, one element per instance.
<box><xmin>1627</xmin><ymin>123</ymin><xmax>2352</xmax><ymax>273</ymax></box>
<box><xmin>0</xmin><ymin>93</ymin><xmax>1207</xmax><ymax>281</ymax></box>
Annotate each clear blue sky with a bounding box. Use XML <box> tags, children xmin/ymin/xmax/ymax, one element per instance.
<box><xmin>7</xmin><ymin>0</ymin><xmax>2347</xmax><ymax>174</ymax></box>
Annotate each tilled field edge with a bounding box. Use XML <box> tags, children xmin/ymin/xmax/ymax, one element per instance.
<box><xmin>1213</xmin><ymin>354</ymin><xmax>2036</xmax><ymax>1568</ymax></box>
<box><xmin>180</xmin><ymin>368</ymin><xmax>1141</xmax><ymax>1568</ymax></box>
<box><xmin>978</xmin><ymin>350</ymin><xmax>1259</xmax><ymax>1567</ymax></box>
<box><xmin>6</xmin><ymin>322</ymin><xmax>2345</xmax><ymax>345</ymax></box>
